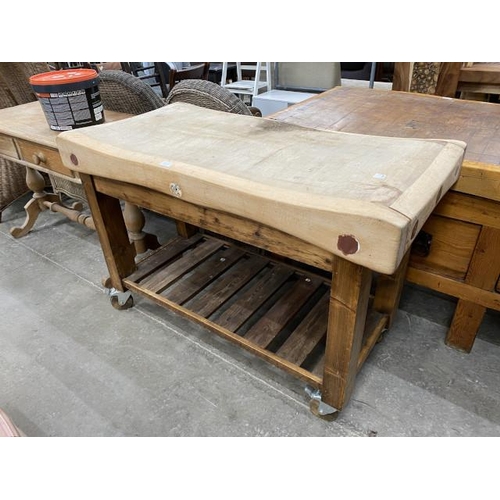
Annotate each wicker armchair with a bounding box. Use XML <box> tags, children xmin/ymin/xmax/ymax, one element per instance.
<box><xmin>164</xmin><ymin>79</ymin><xmax>262</xmax><ymax>116</ymax></box>
<box><xmin>0</xmin><ymin>62</ymin><xmax>51</xmax><ymax>222</ymax></box>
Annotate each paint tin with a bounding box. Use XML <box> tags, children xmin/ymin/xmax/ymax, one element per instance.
<box><xmin>29</xmin><ymin>69</ymin><xmax>104</xmax><ymax>131</ymax></box>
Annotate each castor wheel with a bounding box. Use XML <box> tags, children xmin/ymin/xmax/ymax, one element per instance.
<box><xmin>106</xmin><ymin>288</ymin><xmax>134</xmax><ymax>310</ymax></box>
<box><xmin>110</xmin><ymin>293</ymin><xmax>134</xmax><ymax>310</ymax></box>
<box><xmin>309</xmin><ymin>399</ymin><xmax>339</xmax><ymax>421</ymax></box>
<box><xmin>305</xmin><ymin>385</ymin><xmax>339</xmax><ymax>421</ymax></box>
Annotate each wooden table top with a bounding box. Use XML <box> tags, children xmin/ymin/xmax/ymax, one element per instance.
<box><xmin>273</xmin><ymin>86</ymin><xmax>500</xmax><ymax>164</ymax></box>
<box><xmin>56</xmin><ymin>102</ymin><xmax>465</xmax><ymax>274</ymax></box>
<box><xmin>0</xmin><ymin>101</ymin><xmax>129</xmax><ymax>149</ymax></box>
<box><xmin>272</xmin><ymin>86</ymin><xmax>500</xmax><ymax>201</ymax></box>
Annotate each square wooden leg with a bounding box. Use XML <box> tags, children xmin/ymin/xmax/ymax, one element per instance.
<box><xmin>321</xmin><ymin>255</ymin><xmax>372</xmax><ymax>411</ymax></box>
<box><xmin>373</xmin><ymin>249</ymin><xmax>411</xmax><ymax>328</ymax></box>
<box><xmin>80</xmin><ymin>173</ymin><xmax>136</xmax><ymax>291</ymax></box>
<box><xmin>446</xmin><ymin>226</ymin><xmax>500</xmax><ymax>352</ymax></box>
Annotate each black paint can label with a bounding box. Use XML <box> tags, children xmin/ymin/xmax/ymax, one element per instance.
<box><xmin>30</xmin><ymin>69</ymin><xmax>105</xmax><ymax>131</ymax></box>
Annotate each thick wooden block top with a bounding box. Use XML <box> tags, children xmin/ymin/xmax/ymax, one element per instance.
<box><xmin>57</xmin><ymin>103</ymin><xmax>465</xmax><ymax>274</ymax></box>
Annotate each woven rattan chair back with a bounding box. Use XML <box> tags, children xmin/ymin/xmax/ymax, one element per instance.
<box><xmin>99</xmin><ymin>70</ymin><xmax>166</xmax><ymax>113</ymax></box>
<box><xmin>164</xmin><ymin>79</ymin><xmax>253</xmax><ymax>115</ymax></box>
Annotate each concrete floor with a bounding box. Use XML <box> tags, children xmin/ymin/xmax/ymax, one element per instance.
<box><xmin>1</xmin><ymin>193</ymin><xmax>499</xmax><ymax>437</ymax></box>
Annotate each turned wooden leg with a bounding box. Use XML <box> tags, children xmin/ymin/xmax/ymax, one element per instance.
<box><xmin>123</xmin><ymin>201</ymin><xmax>161</xmax><ymax>255</ymax></box>
<box><xmin>10</xmin><ymin>166</ymin><xmax>60</xmax><ymax>238</ymax></box>
<box><xmin>446</xmin><ymin>227</ymin><xmax>500</xmax><ymax>352</ymax></box>
<box><xmin>321</xmin><ymin>255</ymin><xmax>372</xmax><ymax>411</ymax></box>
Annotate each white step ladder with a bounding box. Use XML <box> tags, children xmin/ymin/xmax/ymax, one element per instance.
<box><xmin>220</xmin><ymin>62</ymin><xmax>272</xmax><ymax>101</ymax></box>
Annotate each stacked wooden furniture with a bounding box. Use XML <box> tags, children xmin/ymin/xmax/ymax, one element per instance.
<box><xmin>393</xmin><ymin>62</ymin><xmax>500</xmax><ymax>100</ymax></box>
<box><xmin>273</xmin><ymin>86</ymin><xmax>500</xmax><ymax>353</ymax></box>
<box><xmin>56</xmin><ymin>103</ymin><xmax>464</xmax><ymax>416</ymax></box>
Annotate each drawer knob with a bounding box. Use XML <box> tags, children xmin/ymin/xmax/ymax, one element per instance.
<box><xmin>32</xmin><ymin>152</ymin><xmax>46</xmax><ymax>165</ymax></box>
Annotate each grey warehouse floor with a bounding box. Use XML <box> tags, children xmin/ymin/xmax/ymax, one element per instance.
<box><xmin>1</xmin><ymin>193</ymin><xmax>499</xmax><ymax>437</ymax></box>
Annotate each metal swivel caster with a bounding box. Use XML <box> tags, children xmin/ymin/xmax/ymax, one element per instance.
<box><xmin>106</xmin><ymin>287</ymin><xmax>134</xmax><ymax>310</ymax></box>
<box><xmin>305</xmin><ymin>385</ymin><xmax>339</xmax><ymax>421</ymax></box>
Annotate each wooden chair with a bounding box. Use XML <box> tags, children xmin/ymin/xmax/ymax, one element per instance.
<box><xmin>220</xmin><ymin>62</ymin><xmax>272</xmax><ymax>103</ymax></box>
<box><xmin>120</xmin><ymin>62</ymin><xmax>170</xmax><ymax>99</ymax></box>
<box><xmin>167</xmin><ymin>63</ymin><xmax>210</xmax><ymax>91</ymax></box>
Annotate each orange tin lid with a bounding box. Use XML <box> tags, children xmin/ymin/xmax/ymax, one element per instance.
<box><xmin>29</xmin><ymin>68</ymin><xmax>98</xmax><ymax>85</ymax></box>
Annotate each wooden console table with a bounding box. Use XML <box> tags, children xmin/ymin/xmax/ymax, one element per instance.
<box><xmin>272</xmin><ymin>86</ymin><xmax>500</xmax><ymax>352</ymax></box>
<box><xmin>0</xmin><ymin>102</ymin><xmax>158</xmax><ymax>253</ymax></box>
<box><xmin>56</xmin><ymin>103</ymin><xmax>464</xmax><ymax>416</ymax></box>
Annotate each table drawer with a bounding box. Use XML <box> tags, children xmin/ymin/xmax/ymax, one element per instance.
<box><xmin>410</xmin><ymin>214</ymin><xmax>481</xmax><ymax>280</ymax></box>
<box><xmin>16</xmin><ymin>139</ymin><xmax>76</xmax><ymax>178</ymax></box>
<box><xmin>0</xmin><ymin>133</ymin><xmax>19</xmax><ymax>159</ymax></box>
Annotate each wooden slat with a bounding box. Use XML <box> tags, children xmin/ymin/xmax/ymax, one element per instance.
<box><xmin>244</xmin><ymin>276</ymin><xmax>323</xmax><ymax>347</ymax></box>
<box><xmin>454</xmin><ymin>162</ymin><xmax>500</xmax><ymax>203</ymax></box>
<box><xmin>406</xmin><ymin>266</ymin><xmax>500</xmax><ymax>311</ymax></box>
<box><xmin>123</xmin><ymin>279</ymin><xmax>322</xmax><ymax>388</ymax></box>
<box><xmin>185</xmin><ymin>254</ymin><xmax>268</xmax><ymax>317</ymax></box>
<box><xmin>127</xmin><ymin>233</ymin><xmax>204</xmax><ymax>283</ymax></box>
<box><xmin>433</xmin><ymin>191</ymin><xmax>500</xmax><ymax>230</ymax></box>
<box><xmin>275</xmin><ymin>291</ymin><xmax>330</xmax><ymax>365</ymax></box>
<box><xmin>162</xmin><ymin>246</ymin><xmax>245</xmax><ymax>304</ymax></box>
<box><xmin>215</xmin><ymin>265</ymin><xmax>294</xmax><ymax>331</ymax></box>
<box><xmin>140</xmin><ymin>238</ymin><xmax>224</xmax><ymax>293</ymax></box>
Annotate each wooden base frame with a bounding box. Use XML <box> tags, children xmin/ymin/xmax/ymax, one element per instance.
<box><xmin>81</xmin><ymin>174</ymin><xmax>410</xmax><ymax>414</ymax></box>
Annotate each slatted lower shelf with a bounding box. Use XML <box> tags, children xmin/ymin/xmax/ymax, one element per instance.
<box><xmin>124</xmin><ymin>233</ymin><xmax>388</xmax><ymax>388</ymax></box>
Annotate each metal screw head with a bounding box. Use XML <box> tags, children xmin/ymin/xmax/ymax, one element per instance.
<box><xmin>169</xmin><ymin>183</ymin><xmax>182</xmax><ymax>198</ymax></box>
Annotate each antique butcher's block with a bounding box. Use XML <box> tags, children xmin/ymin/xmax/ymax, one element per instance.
<box><xmin>56</xmin><ymin>103</ymin><xmax>466</xmax><ymax>417</ymax></box>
